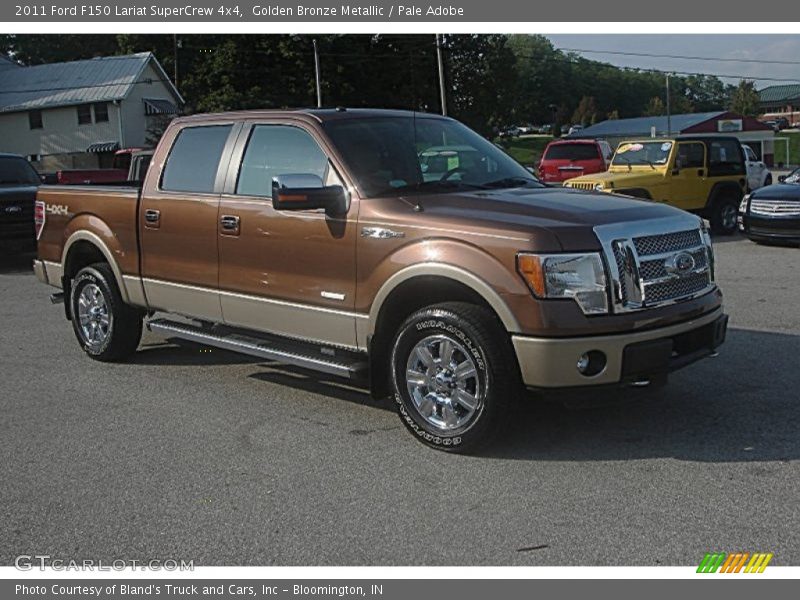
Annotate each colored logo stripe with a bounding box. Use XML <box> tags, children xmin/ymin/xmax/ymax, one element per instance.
<box><xmin>697</xmin><ymin>552</ymin><xmax>773</xmax><ymax>573</ymax></box>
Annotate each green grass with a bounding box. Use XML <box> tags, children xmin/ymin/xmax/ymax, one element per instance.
<box><xmin>783</xmin><ymin>131</ymin><xmax>800</xmax><ymax>167</ymax></box>
<box><xmin>495</xmin><ymin>136</ymin><xmax>553</xmax><ymax>167</ymax></box>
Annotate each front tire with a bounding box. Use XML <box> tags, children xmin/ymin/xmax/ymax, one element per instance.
<box><xmin>390</xmin><ymin>302</ymin><xmax>520</xmax><ymax>453</ymax></box>
<box><xmin>709</xmin><ymin>195</ymin><xmax>740</xmax><ymax>235</ymax></box>
<box><xmin>70</xmin><ymin>263</ymin><xmax>143</xmax><ymax>362</ymax></box>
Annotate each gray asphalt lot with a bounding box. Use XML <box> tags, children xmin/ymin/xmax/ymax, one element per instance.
<box><xmin>1</xmin><ymin>235</ymin><xmax>798</xmax><ymax>566</ymax></box>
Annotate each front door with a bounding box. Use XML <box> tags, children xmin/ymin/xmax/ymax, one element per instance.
<box><xmin>670</xmin><ymin>141</ymin><xmax>709</xmax><ymax>211</ymax></box>
<box><xmin>216</xmin><ymin>121</ymin><xmax>359</xmax><ymax>349</ymax></box>
<box><xmin>139</xmin><ymin>121</ymin><xmax>239</xmax><ymax>321</ymax></box>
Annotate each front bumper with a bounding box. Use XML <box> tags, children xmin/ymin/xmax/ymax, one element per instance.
<box><xmin>513</xmin><ymin>307</ymin><xmax>727</xmax><ymax>388</ymax></box>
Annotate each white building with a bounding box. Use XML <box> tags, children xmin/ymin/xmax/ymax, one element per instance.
<box><xmin>0</xmin><ymin>52</ymin><xmax>182</xmax><ymax>171</ymax></box>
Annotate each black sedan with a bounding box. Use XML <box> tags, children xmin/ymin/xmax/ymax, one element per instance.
<box><xmin>739</xmin><ymin>167</ymin><xmax>800</xmax><ymax>245</ymax></box>
<box><xmin>0</xmin><ymin>153</ymin><xmax>41</xmax><ymax>254</ymax></box>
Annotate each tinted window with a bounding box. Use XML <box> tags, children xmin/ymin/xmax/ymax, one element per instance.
<box><xmin>161</xmin><ymin>125</ymin><xmax>232</xmax><ymax>193</ymax></box>
<box><xmin>28</xmin><ymin>110</ymin><xmax>43</xmax><ymax>130</ymax></box>
<box><xmin>94</xmin><ymin>102</ymin><xmax>109</xmax><ymax>123</ymax></box>
<box><xmin>708</xmin><ymin>139</ymin><xmax>743</xmax><ymax>176</ymax></box>
<box><xmin>77</xmin><ymin>105</ymin><xmax>92</xmax><ymax>125</ymax></box>
<box><xmin>323</xmin><ymin>116</ymin><xmax>540</xmax><ymax>197</ymax></box>
<box><xmin>236</xmin><ymin>125</ymin><xmax>329</xmax><ymax>197</ymax></box>
<box><xmin>676</xmin><ymin>143</ymin><xmax>705</xmax><ymax>169</ymax></box>
<box><xmin>544</xmin><ymin>143</ymin><xmax>600</xmax><ymax>161</ymax></box>
<box><xmin>0</xmin><ymin>157</ymin><xmax>40</xmax><ymax>185</ymax></box>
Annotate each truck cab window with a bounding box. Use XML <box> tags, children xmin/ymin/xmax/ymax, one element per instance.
<box><xmin>161</xmin><ymin>125</ymin><xmax>233</xmax><ymax>193</ymax></box>
<box><xmin>236</xmin><ymin>125</ymin><xmax>330</xmax><ymax>197</ymax></box>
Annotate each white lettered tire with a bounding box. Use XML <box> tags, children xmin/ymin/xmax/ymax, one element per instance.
<box><xmin>390</xmin><ymin>302</ymin><xmax>520</xmax><ymax>453</ymax></box>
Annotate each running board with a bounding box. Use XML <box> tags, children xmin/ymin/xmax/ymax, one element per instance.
<box><xmin>147</xmin><ymin>318</ymin><xmax>368</xmax><ymax>381</ymax></box>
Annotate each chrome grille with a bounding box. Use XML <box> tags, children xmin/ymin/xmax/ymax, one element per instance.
<box><xmin>633</xmin><ymin>229</ymin><xmax>701</xmax><ymax>255</ymax></box>
<box><xmin>751</xmin><ymin>199</ymin><xmax>800</xmax><ymax>217</ymax></box>
<box><xmin>597</xmin><ymin>219</ymin><xmax>715</xmax><ymax>314</ymax></box>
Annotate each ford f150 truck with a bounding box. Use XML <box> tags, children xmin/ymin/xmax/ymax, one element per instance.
<box><xmin>33</xmin><ymin>109</ymin><xmax>728</xmax><ymax>452</ymax></box>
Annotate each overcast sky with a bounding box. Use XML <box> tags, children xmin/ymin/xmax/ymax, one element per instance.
<box><xmin>547</xmin><ymin>35</ymin><xmax>800</xmax><ymax>88</ymax></box>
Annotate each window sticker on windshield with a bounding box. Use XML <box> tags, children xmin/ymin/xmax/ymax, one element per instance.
<box><xmin>661</xmin><ymin>142</ymin><xmax>673</xmax><ymax>152</ymax></box>
<box><xmin>618</xmin><ymin>143</ymin><xmax>643</xmax><ymax>153</ymax></box>
<box><xmin>389</xmin><ymin>179</ymin><xmax>407</xmax><ymax>188</ymax></box>
<box><xmin>447</xmin><ymin>156</ymin><xmax>459</xmax><ymax>170</ymax></box>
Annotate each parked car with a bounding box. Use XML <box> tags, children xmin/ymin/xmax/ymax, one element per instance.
<box><xmin>739</xmin><ymin>166</ymin><xmax>800</xmax><ymax>245</ymax></box>
<box><xmin>537</xmin><ymin>139</ymin><xmax>613</xmax><ymax>184</ymax></box>
<box><xmin>55</xmin><ymin>148</ymin><xmax>143</xmax><ymax>185</ymax></box>
<box><xmin>0</xmin><ymin>153</ymin><xmax>41</xmax><ymax>253</ymax></box>
<box><xmin>33</xmin><ymin>108</ymin><xmax>727</xmax><ymax>452</ymax></box>
<box><xmin>565</xmin><ymin>136</ymin><xmax>746</xmax><ymax>234</ymax></box>
<box><xmin>568</xmin><ymin>124</ymin><xmax>584</xmax><ymax>136</ymax></box>
<box><xmin>742</xmin><ymin>144</ymin><xmax>772</xmax><ymax>191</ymax></box>
<box><xmin>538</xmin><ymin>124</ymin><xmax>553</xmax><ymax>134</ymax></box>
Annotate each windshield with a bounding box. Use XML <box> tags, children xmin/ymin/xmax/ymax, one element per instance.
<box><xmin>0</xmin><ymin>157</ymin><xmax>40</xmax><ymax>185</ymax></box>
<box><xmin>611</xmin><ymin>141</ymin><xmax>673</xmax><ymax>167</ymax></box>
<box><xmin>785</xmin><ymin>168</ymin><xmax>800</xmax><ymax>184</ymax></box>
<box><xmin>322</xmin><ymin>116</ymin><xmax>542</xmax><ymax>197</ymax></box>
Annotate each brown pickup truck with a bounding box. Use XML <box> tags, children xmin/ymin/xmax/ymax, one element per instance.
<box><xmin>33</xmin><ymin>108</ymin><xmax>728</xmax><ymax>452</ymax></box>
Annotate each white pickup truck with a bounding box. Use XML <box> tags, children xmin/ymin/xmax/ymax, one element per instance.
<box><xmin>742</xmin><ymin>144</ymin><xmax>772</xmax><ymax>191</ymax></box>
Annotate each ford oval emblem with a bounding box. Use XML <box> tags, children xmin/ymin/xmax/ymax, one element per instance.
<box><xmin>665</xmin><ymin>252</ymin><xmax>696</xmax><ymax>276</ymax></box>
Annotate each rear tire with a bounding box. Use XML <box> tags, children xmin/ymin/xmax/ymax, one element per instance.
<box><xmin>390</xmin><ymin>302</ymin><xmax>520</xmax><ymax>453</ymax></box>
<box><xmin>69</xmin><ymin>263</ymin><xmax>143</xmax><ymax>362</ymax></box>
<box><xmin>709</xmin><ymin>195</ymin><xmax>740</xmax><ymax>236</ymax></box>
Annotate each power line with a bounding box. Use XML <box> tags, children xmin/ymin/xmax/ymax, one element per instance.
<box><xmin>558</xmin><ymin>47</ymin><xmax>800</xmax><ymax>67</ymax></box>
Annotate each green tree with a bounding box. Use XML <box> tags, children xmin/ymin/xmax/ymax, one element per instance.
<box><xmin>644</xmin><ymin>96</ymin><xmax>666</xmax><ymax>116</ymax></box>
<box><xmin>571</xmin><ymin>96</ymin><xmax>598</xmax><ymax>126</ymax></box>
<box><xmin>729</xmin><ymin>80</ymin><xmax>760</xmax><ymax>116</ymax></box>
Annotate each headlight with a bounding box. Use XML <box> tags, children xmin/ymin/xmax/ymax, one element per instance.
<box><xmin>517</xmin><ymin>253</ymin><xmax>609</xmax><ymax>314</ymax></box>
<box><xmin>699</xmin><ymin>220</ymin><xmax>715</xmax><ymax>282</ymax></box>
<box><xmin>594</xmin><ymin>182</ymin><xmax>605</xmax><ymax>191</ymax></box>
<box><xmin>739</xmin><ymin>193</ymin><xmax>751</xmax><ymax>213</ymax></box>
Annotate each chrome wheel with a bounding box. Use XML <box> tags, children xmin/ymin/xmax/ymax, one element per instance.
<box><xmin>405</xmin><ymin>334</ymin><xmax>483</xmax><ymax>432</ymax></box>
<box><xmin>77</xmin><ymin>283</ymin><xmax>111</xmax><ymax>347</ymax></box>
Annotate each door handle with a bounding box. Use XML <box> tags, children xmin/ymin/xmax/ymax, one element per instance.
<box><xmin>220</xmin><ymin>215</ymin><xmax>240</xmax><ymax>235</ymax></box>
<box><xmin>144</xmin><ymin>209</ymin><xmax>160</xmax><ymax>227</ymax></box>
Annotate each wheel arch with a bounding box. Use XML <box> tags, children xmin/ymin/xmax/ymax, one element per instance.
<box><xmin>62</xmin><ymin>231</ymin><xmax>133</xmax><ymax>310</ymax></box>
<box><xmin>364</xmin><ymin>265</ymin><xmax>519</xmax><ymax>399</ymax></box>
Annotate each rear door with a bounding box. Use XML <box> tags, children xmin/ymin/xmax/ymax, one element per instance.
<box><xmin>139</xmin><ymin>121</ymin><xmax>241</xmax><ymax>321</ymax></box>
<box><xmin>215</xmin><ymin>120</ymin><xmax>359</xmax><ymax>349</ymax></box>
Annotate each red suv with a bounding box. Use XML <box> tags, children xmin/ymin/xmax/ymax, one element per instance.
<box><xmin>538</xmin><ymin>139</ymin><xmax>613</xmax><ymax>184</ymax></box>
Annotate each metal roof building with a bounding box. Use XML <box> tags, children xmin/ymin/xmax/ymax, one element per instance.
<box><xmin>758</xmin><ymin>84</ymin><xmax>800</xmax><ymax>128</ymax></box>
<box><xmin>0</xmin><ymin>52</ymin><xmax>182</xmax><ymax>171</ymax></box>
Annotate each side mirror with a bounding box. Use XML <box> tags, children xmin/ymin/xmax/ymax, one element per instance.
<box><xmin>271</xmin><ymin>174</ymin><xmax>348</xmax><ymax>216</ymax></box>
<box><xmin>778</xmin><ymin>175</ymin><xmax>787</xmax><ymax>183</ymax></box>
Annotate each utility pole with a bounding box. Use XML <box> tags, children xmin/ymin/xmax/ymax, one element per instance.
<box><xmin>173</xmin><ymin>34</ymin><xmax>179</xmax><ymax>90</ymax></box>
<box><xmin>436</xmin><ymin>34</ymin><xmax>447</xmax><ymax>116</ymax></box>
<box><xmin>666</xmin><ymin>74</ymin><xmax>672</xmax><ymax>136</ymax></box>
<box><xmin>313</xmin><ymin>39</ymin><xmax>322</xmax><ymax>108</ymax></box>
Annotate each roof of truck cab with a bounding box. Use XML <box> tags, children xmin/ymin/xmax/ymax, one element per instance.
<box><xmin>174</xmin><ymin>108</ymin><xmax>453</xmax><ymax>124</ymax></box>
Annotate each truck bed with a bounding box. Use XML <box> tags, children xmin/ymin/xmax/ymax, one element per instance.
<box><xmin>36</xmin><ymin>184</ymin><xmax>142</xmax><ymax>278</ymax></box>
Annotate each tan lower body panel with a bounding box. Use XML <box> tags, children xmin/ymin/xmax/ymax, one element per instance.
<box><xmin>220</xmin><ymin>290</ymin><xmax>363</xmax><ymax>350</ymax></box>
<box><xmin>33</xmin><ymin>260</ymin><xmax>64</xmax><ymax>287</ymax></box>
<box><xmin>142</xmin><ymin>278</ymin><xmax>224</xmax><ymax>323</ymax></box>
<box><xmin>512</xmin><ymin>307</ymin><xmax>724</xmax><ymax>388</ymax></box>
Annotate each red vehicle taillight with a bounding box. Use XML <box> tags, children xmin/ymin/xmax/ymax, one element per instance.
<box><xmin>34</xmin><ymin>200</ymin><xmax>46</xmax><ymax>240</ymax></box>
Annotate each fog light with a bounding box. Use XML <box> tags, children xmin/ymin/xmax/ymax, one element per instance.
<box><xmin>576</xmin><ymin>350</ymin><xmax>606</xmax><ymax>376</ymax></box>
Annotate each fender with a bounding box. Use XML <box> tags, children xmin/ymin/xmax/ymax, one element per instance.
<box><xmin>61</xmin><ymin>227</ymin><xmax>145</xmax><ymax>306</ymax></box>
<box><xmin>705</xmin><ymin>180</ymin><xmax>745</xmax><ymax>210</ymax></box>
<box><xmin>358</xmin><ymin>261</ymin><xmax>523</xmax><ymax>349</ymax></box>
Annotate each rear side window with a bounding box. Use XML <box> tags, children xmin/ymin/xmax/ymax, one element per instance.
<box><xmin>236</xmin><ymin>125</ymin><xmax>329</xmax><ymax>197</ymax></box>
<box><xmin>708</xmin><ymin>139</ymin><xmax>744</xmax><ymax>177</ymax></box>
<box><xmin>676</xmin><ymin>142</ymin><xmax>705</xmax><ymax>169</ymax></box>
<box><xmin>161</xmin><ymin>125</ymin><xmax>232</xmax><ymax>193</ymax></box>
<box><xmin>544</xmin><ymin>143</ymin><xmax>600</xmax><ymax>161</ymax></box>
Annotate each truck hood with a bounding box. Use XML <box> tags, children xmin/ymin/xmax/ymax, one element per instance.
<box><xmin>573</xmin><ymin>169</ymin><xmax>665</xmax><ymax>187</ymax></box>
<box><xmin>403</xmin><ymin>186</ymin><xmax>695</xmax><ymax>252</ymax></box>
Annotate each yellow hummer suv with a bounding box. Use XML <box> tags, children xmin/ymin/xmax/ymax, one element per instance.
<box><xmin>565</xmin><ymin>136</ymin><xmax>747</xmax><ymax>234</ymax></box>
